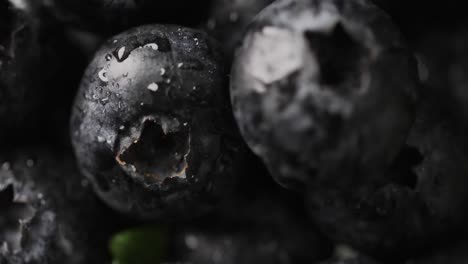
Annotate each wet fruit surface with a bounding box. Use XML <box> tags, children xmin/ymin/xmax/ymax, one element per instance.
<box><xmin>71</xmin><ymin>24</ymin><xmax>241</xmax><ymax>220</ymax></box>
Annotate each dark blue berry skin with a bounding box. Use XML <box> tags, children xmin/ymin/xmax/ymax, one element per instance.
<box><xmin>206</xmin><ymin>0</ymin><xmax>273</xmax><ymax>64</ymax></box>
<box><xmin>307</xmin><ymin>83</ymin><xmax>468</xmax><ymax>257</ymax></box>
<box><xmin>230</xmin><ymin>0</ymin><xmax>419</xmax><ymax>191</ymax></box>
<box><xmin>0</xmin><ymin>1</ymin><xmax>42</xmax><ymax>140</ymax></box>
<box><xmin>70</xmin><ymin>24</ymin><xmax>241</xmax><ymax>220</ymax></box>
<box><xmin>0</xmin><ymin>149</ymin><xmax>121</xmax><ymax>264</ymax></box>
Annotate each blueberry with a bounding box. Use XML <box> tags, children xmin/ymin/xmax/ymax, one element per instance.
<box><xmin>0</xmin><ymin>0</ymin><xmax>42</xmax><ymax>140</ymax></box>
<box><xmin>307</xmin><ymin>83</ymin><xmax>468</xmax><ymax>256</ymax></box>
<box><xmin>230</xmin><ymin>0</ymin><xmax>419</xmax><ymax>190</ymax></box>
<box><xmin>0</xmin><ymin>149</ymin><xmax>121</xmax><ymax>264</ymax></box>
<box><xmin>71</xmin><ymin>24</ymin><xmax>241</xmax><ymax>220</ymax></box>
<box><xmin>206</xmin><ymin>0</ymin><xmax>273</xmax><ymax>64</ymax></box>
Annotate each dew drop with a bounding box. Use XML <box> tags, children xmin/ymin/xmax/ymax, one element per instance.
<box><xmin>119</xmin><ymin>125</ymin><xmax>125</xmax><ymax>130</ymax></box>
<box><xmin>144</xmin><ymin>43</ymin><xmax>159</xmax><ymax>51</ymax></box>
<box><xmin>117</xmin><ymin>47</ymin><xmax>126</xmax><ymax>60</ymax></box>
<box><xmin>178</xmin><ymin>59</ymin><xmax>203</xmax><ymax>71</ymax></box>
<box><xmin>97</xmin><ymin>136</ymin><xmax>106</xmax><ymax>143</ymax></box>
<box><xmin>160</xmin><ymin>68</ymin><xmax>166</xmax><ymax>76</ymax></box>
<box><xmin>98</xmin><ymin>69</ymin><xmax>108</xmax><ymax>82</ymax></box>
<box><xmin>147</xmin><ymin>82</ymin><xmax>159</xmax><ymax>92</ymax></box>
<box><xmin>105</xmin><ymin>54</ymin><xmax>112</xmax><ymax>61</ymax></box>
<box><xmin>100</xmin><ymin>97</ymin><xmax>109</xmax><ymax>105</ymax></box>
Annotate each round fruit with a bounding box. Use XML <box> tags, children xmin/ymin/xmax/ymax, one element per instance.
<box><xmin>230</xmin><ymin>0</ymin><xmax>419</xmax><ymax>190</ymax></box>
<box><xmin>0</xmin><ymin>149</ymin><xmax>120</xmax><ymax>264</ymax></box>
<box><xmin>71</xmin><ymin>24</ymin><xmax>240</xmax><ymax>220</ymax></box>
<box><xmin>307</xmin><ymin>86</ymin><xmax>468</xmax><ymax>256</ymax></box>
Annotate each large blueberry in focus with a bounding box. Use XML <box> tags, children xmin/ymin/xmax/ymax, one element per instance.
<box><xmin>230</xmin><ymin>0</ymin><xmax>419</xmax><ymax>190</ymax></box>
<box><xmin>206</xmin><ymin>0</ymin><xmax>273</xmax><ymax>64</ymax></box>
<box><xmin>0</xmin><ymin>149</ymin><xmax>120</xmax><ymax>264</ymax></box>
<box><xmin>71</xmin><ymin>25</ymin><xmax>240</xmax><ymax>220</ymax></box>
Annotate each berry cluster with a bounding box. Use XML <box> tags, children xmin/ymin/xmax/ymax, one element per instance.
<box><xmin>1</xmin><ymin>0</ymin><xmax>468</xmax><ymax>263</ymax></box>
